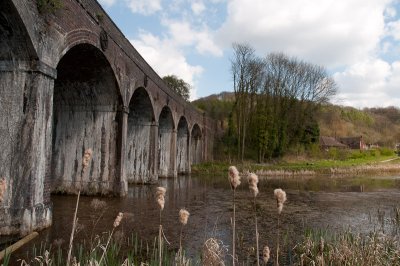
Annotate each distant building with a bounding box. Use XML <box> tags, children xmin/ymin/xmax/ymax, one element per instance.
<box><xmin>319</xmin><ymin>136</ymin><xmax>348</xmax><ymax>150</ymax></box>
<box><xmin>339</xmin><ymin>136</ymin><xmax>366</xmax><ymax>150</ymax></box>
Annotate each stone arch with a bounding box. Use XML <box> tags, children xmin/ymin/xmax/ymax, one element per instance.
<box><xmin>126</xmin><ymin>87</ymin><xmax>156</xmax><ymax>183</ymax></box>
<box><xmin>176</xmin><ymin>116</ymin><xmax>190</xmax><ymax>174</ymax></box>
<box><xmin>158</xmin><ymin>106</ymin><xmax>175</xmax><ymax>177</ymax></box>
<box><xmin>0</xmin><ymin>0</ymin><xmax>37</xmax><ymax>61</ymax></box>
<box><xmin>52</xmin><ymin>43</ymin><xmax>123</xmax><ymax>195</ymax></box>
<box><xmin>191</xmin><ymin>124</ymin><xmax>203</xmax><ymax>164</ymax></box>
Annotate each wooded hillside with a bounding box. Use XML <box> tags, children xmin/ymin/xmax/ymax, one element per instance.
<box><xmin>193</xmin><ymin>92</ymin><xmax>400</xmax><ymax>156</ymax></box>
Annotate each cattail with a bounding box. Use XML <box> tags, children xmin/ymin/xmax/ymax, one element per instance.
<box><xmin>228</xmin><ymin>166</ymin><xmax>241</xmax><ymax>189</ymax></box>
<box><xmin>274</xmin><ymin>188</ymin><xmax>287</xmax><ymax>214</ymax></box>
<box><xmin>113</xmin><ymin>212</ymin><xmax>123</xmax><ymax>228</ymax></box>
<box><xmin>0</xmin><ymin>177</ymin><xmax>6</xmax><ymax>203</ymax></box>
<box><xmin>229</xmin><ymin>166</ymin><xmax>240</xmax><ymax>265</ymax></box>
<box><xmin>155</xmin><ymin>187</ymin><xmax>166</xmax><ymax>210</ymax></box>
<box><xmin>247</xmin><ymin>172</ymin><xmax>259</xmax><ymax>197</ymax></box>
<box><xmin>319</xmin><ymin>237</ymin><xmax>325</xmax><ymax>253</ymax></box>
<box><xmin>262</xmin><ymin>246</ymin><xmax>270</xmax><ymax>264</ymax></box>
<box><xmin>179</xmin><ymin>209</ymin><xmax>190</xmax><ymax>225</ymax></box>
<box><xmin>82</xmin><ymin>148</ymin><xmax>93</xmax><ymax>168</ymax></box>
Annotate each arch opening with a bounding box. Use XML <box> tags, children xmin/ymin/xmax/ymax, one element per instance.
<box><xmin>176</xmin><ymin>117</ymin><xmax>189</xmax><ymax>174</ymax></box>
<box><xmin>191</xmin><ymin>124</ymin><xmax>203</xmax><ymax>164</ymax></box>
<box><xmin>158</xmin><ymin>106</ymin><xmax>175</xmax><ymax>177</ymax></box>
<box><xmin>52</xmin><ymin>43</ymin><xmax>122</xmax><ymax>194</ymax></box>
<box><xmin>127</xmin><ymin>88</ymin><xmax>155</xmax><ymax>183</ymax></box>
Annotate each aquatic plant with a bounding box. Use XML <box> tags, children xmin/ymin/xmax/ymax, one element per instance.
<box><xmin>274</xmin><ymin>188</ymin><xmax>287</xmax><ymax>266</ymax></box>
<box><xmin>98</xmin><ymin>212</ymin><xmax>123</xmax><ymax>265</ymax></box>
<box><xmin>177</xmin><ymin>209</ymin><xmax>190</xmax><ymax>265</ymax></box>
<box><xmin>155</xmin><ymin>186</ymin><xmax>166</xmax><ymax>266</ymax></box>
<box><xmin>66</xmin><ymin>191</ymin><xmax>80</xmax><ymax>266</ymax></box>
<box><xmin>0</xmin><ymin>177</ymin><xmax>6</xmax><ymax>203</ymax></box>
<box><xmin>295</xmin><ymin>229</ymin><xmax>400</xmax><ymax>265</ymax></box>
<box><xmin>228</xmin><ymin>166</ymin><xmax>241</xmax><ymax>265</ymax></box>
<box><xmin>247</xmin><ymin>172</ymin><xmax>260</xmax><ymax>266</ymax></box>
<box><xmin>202</xmin><ymin>237</ymin><xmax>227</xmax><ymax>266</ymax></box>
<box><xmin>262</xmin><ymin>246</ymin><xmax>270</xmax><ymax>264</ymax></box>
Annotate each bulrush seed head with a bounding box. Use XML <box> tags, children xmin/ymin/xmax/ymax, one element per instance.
<box><xmin>155</xmin><ymin>187</ymin><xmax>166</xmax><ymax>210</ymax></box>
<box><xmin>274</xmin><ymin>188</ymin><xmax>287</xmax><ymax>214</ymax></box>
<box><xmin>0</xmin><ymin>177</ymin><xmax>6</xmax><ymax>203</ymax></box>
<box><xmin>262</xmin><ymin>246</ymin><xmax>270</xmax><ymax>264</ymax></box>
<box><xmin>228</xmin><ymin>166</ymin><xmax>241</xmax><ymax>189</ymax></box>
<box><xmin>247</xmin><ymin>172</ymin><xmax>259</xmax><ymax>197</ymax></box>
<box><xmin>113</xmin><ymin>212</ymin><xmax>123</xmax><ymax>228</ymax></box>
<box><xmin>179</xmin><ymin>209</ymin><xmax>190</xmax><ymax>225</ymax></box>
<box><xmin>82</xmin><ymin>148</ymin><xmax>93</xmax><ymax>168</ymax></box>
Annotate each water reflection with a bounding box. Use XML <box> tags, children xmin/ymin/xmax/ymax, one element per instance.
<box><xmin>7</xmin><ymin>173</ymin><xmax>400</xmax><ymax>262</ymax></box>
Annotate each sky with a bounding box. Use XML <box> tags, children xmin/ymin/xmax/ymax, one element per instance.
<box><xmin>98</xmin><ymin>0</ymin><xmax>400</xmax><ymax>108</ymax></box>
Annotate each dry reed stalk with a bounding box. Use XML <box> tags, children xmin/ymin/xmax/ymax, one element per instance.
<box><xmin>155</xmin><ymin>186</ymin><xmax>166</xmax><ymax>266</ymax></box>
<box><xmin>274</xmin><ymin>188</ymin><xmax>287</xmax><ymax>266</ymax></box>
<box><xmin>202</xmin><ymin>238</ymin><xmax>226</xmax><ymax>266</ymax></box>
<box><xmin>66</xmin><ymin>191</ymin><xmax>80</xmax><ymax>266</ymax></box>
<box><xmin>98</xmin><ymin>212</ymin><xmax>123</xmax><ymax>265</ymax></box>
<box><xmin>248</xmin><ymin>172</ymin><xmax>260</xmax><ymax>266</ymax></box>
<box><xmin>228</xmin><ymin>166</ymin><xmax>240</xmax><ymax>266</ymax></box>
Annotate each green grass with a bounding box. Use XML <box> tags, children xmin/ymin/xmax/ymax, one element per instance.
<box><xmin>192</xmin><ymin>152</ymin><xmax>400</xmax><ymax>175</ymax></box>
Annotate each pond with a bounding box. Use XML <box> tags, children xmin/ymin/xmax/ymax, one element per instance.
<box><xmin>7</xmin><ymin>172</ymin><xmax>400</xmax><ymax>264</ymax></box>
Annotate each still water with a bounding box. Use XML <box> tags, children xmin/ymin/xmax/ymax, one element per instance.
<box><xmin>10</xmin><ymin>173</ymin><xmax>400</xmax><ymax>262</ymax></box>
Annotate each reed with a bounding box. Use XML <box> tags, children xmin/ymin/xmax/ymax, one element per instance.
<box><xmin>66</xmin><ymin>191</ymin><xmax>80</xmax><ymax>266</ymax></box>
<box><xmin>273</xmin><ymin>188</ymin><xmax>286</xmax><ymax>266</ymax></box>
<box><xmin>155</xmin><ymin>186</ymin><xmax>166</xmax><ymax>266</ymax></box>
<box><xmin>247</xmin><ymin>172</ymin><xmax>260</xmax><ymax>266</ymax></box>
<box><xmin>98</xmin><ymin>212</ymin><xmax>123</xmax><ymax>265</ymax></box>
<box><xmin>228</xmin><ymin>166</ymin><xmax>241</xmax><ymax>265</ymax></box>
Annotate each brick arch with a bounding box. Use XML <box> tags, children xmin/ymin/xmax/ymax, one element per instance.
<box><xmin>0</xmin><ymin>0</ymin><xmax>38</xmax><ymax>60</ymax></box>
<box><xmin>61</xmin><ymin>29</ymin><xmax>100</xmax><ymax>59</ymax></box>
<box><xmin>51</xmin><ymin>42</ymin><xmax>123</xmax><ymax>195</ymax></box>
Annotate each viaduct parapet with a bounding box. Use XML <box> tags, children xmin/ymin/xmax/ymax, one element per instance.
<box><xmin>0</xmin><ymin>0</ymin><xmax>215</xmax><ymax>236</ymax></box>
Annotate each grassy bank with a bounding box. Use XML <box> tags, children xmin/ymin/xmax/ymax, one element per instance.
<box><xmin>192</xmin><ymin>150</ymin><xmax>400</xmax><ymax>176</ymax></box>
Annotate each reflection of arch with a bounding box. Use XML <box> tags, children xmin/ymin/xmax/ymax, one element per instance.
<box><xmin>51</xmin><ymin>43</ymin><xmax>123</xmax><ymax>194</ymax></box>
<box><xmin>158</xmin><ymin>106</ymin><xmax>175</xmax><ymax>177</ymax></box>
<box><xmin>176</xmin><ymin>116</ymin><xmax>189</xmax><ymax>174</ymax></box>
<box><xmin>126</xmin><ymin>87</ymin><xmax>156</xmax><ymax>183</ymax></box>
<box><xmin>191</xmin><ymin>124</ymin><xmax>203</xmax><ymax>164</ymax></box>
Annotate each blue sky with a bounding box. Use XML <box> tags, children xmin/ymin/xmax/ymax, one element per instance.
<box><xmin>99</xmin><ymin>0</ymin><xmax>400</xmax><ymax>108</ymax></box>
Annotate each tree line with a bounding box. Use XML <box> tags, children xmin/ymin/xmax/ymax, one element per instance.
<box><xmin>229</xmin><ymin>43</ymin><xmax>337</xmax><ymax>162</ymax></box>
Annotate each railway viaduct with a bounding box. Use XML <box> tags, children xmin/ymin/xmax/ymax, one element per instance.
<box><xmin>0</xmin><ymin>0</ymin><xmax>215</xmax><ymax>235</ymax></box>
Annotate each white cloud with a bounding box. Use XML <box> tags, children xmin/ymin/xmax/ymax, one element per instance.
<box><xmin>333</xmin><ymin>58</ymin><xmax>400</xmax><ymax>107</ymax></box>
<box><xmin>191</xmin><ymin>1</ymin><xmax>206</xmax><ymax>15</ymax></box>
<box><xmin>125</xmin><ymin>0</ymin><xmax>162</xmax><ymax>15</ymax></box>
<box><xmin>98</xmin><ymin>0</ymin><xmax>117</xmax><ymax>7</ymax></box>
<box><xmin>163</xmin><ymin>19</ymin><xmax>223</xmax><ymax>56</ymax></box>
<box><xmin>387</xmin><ymin>20</ymin><xmax>400</xmax><ymax>40</ymax></box>
<box><xmin>217</xmin><ymin>0</ymin><xmax>392</xmax><ymax>68</ymax></box>
<box><xmin>130</xmin><ymin>31</ymin><xmax>204</xmax><ymax>100</ymax></box>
